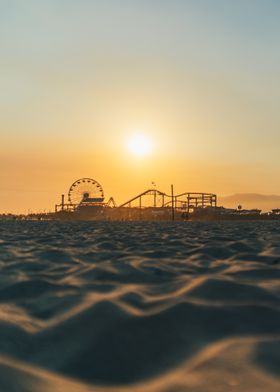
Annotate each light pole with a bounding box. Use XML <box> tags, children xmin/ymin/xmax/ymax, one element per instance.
<box><xmin>171</xmin><ymin>184</ymin><xmax>175</xmax><ymax>221</ymax></box>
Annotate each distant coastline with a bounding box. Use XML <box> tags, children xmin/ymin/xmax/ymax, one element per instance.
<box><xmin>220</xmin><ymin>193</ymin><xmax>280</xmax><ymax>212</ymax></box>
<box><xmin>1</xmin><ymin>191</ymin><xmax>280</xmax><ymax>222</ymax></box>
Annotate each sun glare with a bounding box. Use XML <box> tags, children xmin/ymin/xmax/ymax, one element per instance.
<box><xmin>127</xmin><ymin>134</ymin><xmax>153</xmax><ymax>157</ymax></box>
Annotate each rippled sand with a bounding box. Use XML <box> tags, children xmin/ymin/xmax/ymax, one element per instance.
<box><xmin>0</xmin><ymin>221</ymin><xmax>279</xmax><ymax>392</ymax></box>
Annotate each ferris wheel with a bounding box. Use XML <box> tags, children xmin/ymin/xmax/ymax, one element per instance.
<box><xmin>68</xmin><ymin>178</ymin><xmax>104</xmax><ymax>205</ymax></box>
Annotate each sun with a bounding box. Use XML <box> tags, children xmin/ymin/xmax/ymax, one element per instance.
<box><xmin>127</xmin><ymin>133</ymin><xmax>153</xmax><ymax>157</ymax></box>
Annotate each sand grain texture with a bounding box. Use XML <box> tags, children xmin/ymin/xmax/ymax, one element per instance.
<box><xmin>0</xmin><ymin>221</ymin><xmax>279</xmax><ymax>391</ymax></box>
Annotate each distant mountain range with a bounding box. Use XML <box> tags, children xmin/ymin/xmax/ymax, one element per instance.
<box><xmin>219</xmin><ymin>193</ymin><xmax>280</xmax><ymax>212</ymax></box>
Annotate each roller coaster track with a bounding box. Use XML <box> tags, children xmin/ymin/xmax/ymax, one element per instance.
<box><xmin>118</xmin><ymin>189</ymin><xmax>217</xmax><ymax>210</ymax></box>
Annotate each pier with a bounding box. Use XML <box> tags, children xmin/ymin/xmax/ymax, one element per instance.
<box><xmin>54</xmin><ymin>178</ymin><xmax>217</xmax><ymax>221</ymax></box>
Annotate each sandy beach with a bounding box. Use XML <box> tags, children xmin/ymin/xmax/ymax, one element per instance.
<box><xmin>0</xmin><ymin>221</ymin><xmax>279</xmax><ymax>391</ymax></box>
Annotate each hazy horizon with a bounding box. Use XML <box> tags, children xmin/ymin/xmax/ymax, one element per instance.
<box><xmin>1</xmin><ymin>0</ymin><xmax>280</xmax><ymax>213</ymax></box>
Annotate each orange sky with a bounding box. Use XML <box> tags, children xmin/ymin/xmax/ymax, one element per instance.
<box><xmin>1</xmin><ymin>1</ymin><xmax>280</xmax><ymax>213</ymax></box>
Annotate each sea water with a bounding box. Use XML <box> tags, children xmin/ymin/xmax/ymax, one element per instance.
<box><xmin>0</xmin><ymin>221</ymin><xmax>279</xmax><ymax>391</ymax></box>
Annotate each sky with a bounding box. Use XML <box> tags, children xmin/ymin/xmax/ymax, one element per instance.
<box><xmin>1</xmin><ymin>0</ymin><xmax>280</xmax><ymax>213</ymax></box>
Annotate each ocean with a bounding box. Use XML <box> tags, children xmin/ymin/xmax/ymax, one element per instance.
<box><xmin>0</xmin><ymin>221</ymin><xmax>279</xmax><ymax>392</ymax></box>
